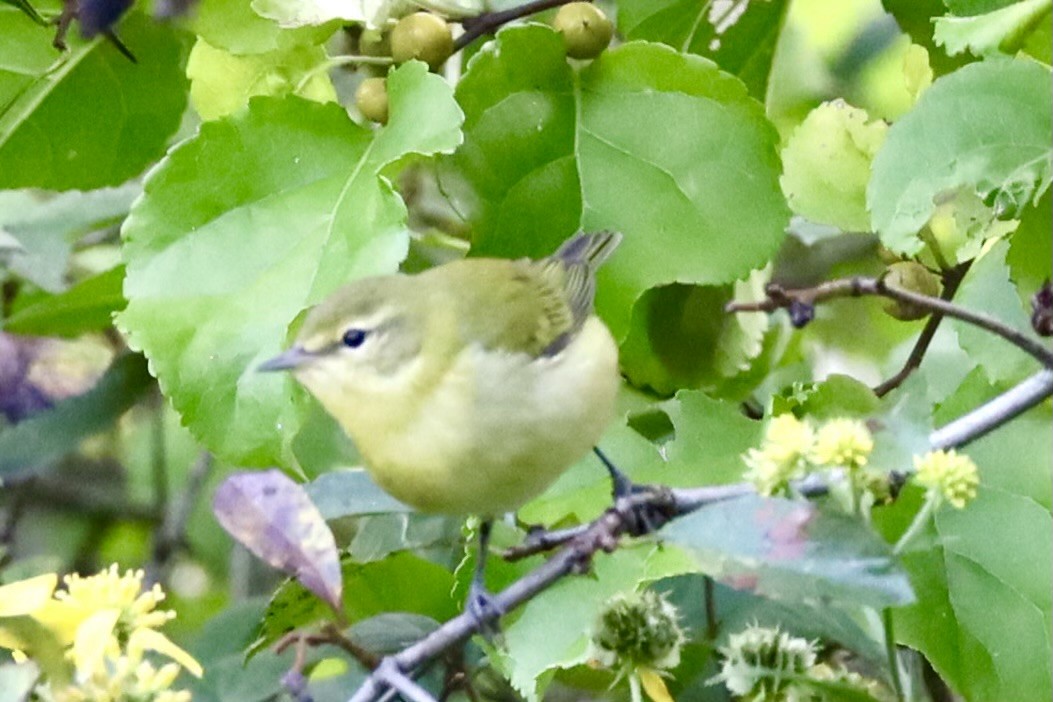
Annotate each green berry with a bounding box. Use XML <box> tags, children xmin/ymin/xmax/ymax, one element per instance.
<box><xmin>355</xmin><ymin>77</ymin><xmax>389</xmax><ymax>124</ymax></box>
<box><xmin>883</xmin><ymin>261</ymin><xmax>941</xmax><ymax>321</ymax></box>
<box><xmin>390</xmin><ymin>12</ymin><xmax>454</xmax><ymax>69</ymax></box>
<box><xmin>553</xmin><ymin>2</ymin><xmax>613</xmax><ymax>59</ymax></box>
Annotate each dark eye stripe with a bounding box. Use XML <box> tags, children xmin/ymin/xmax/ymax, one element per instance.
<box><xmin>342</xmin><ymin>328</ymin><xmax>368</xmax><ymax>349</ymax></box>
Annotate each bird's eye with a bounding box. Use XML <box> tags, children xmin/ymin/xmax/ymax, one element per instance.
<box><xmin>341</xmin><ymin>328</ymin><xmax>368</xmax><ymax>349</ymax></box>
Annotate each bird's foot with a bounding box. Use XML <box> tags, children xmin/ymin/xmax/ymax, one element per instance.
<box><xmin>466</xmin><ymin>579</ymin><xmax>505</xmax><ymax>643</ymax></box>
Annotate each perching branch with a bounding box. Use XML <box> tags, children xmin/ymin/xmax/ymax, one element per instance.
<box><xmin>726</xmin><ymin>277</ymin><xmax>1053</xmax><ymax>370</ymax></box>
<box><xmin>344</xmin><ymin>366</ymin><xmax>1053</xmax><ymax>702</ymax></box>
<box><xmin>930</xmin><ymin>369</ymin><xmax>1053</xmax><ymax>450</ymax></box>
<box><xmin>453</xmin><ymin>0</ymin><xmax>576</xmax><ymax>51</ymax></box>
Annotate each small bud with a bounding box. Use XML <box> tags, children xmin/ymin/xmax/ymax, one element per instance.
<box><xmin>588</xmin><ymin>590</ymin><xmax>685</xmax><ymax>672</ymax></box>
<box><xmin>810</xmin><ymin>418</ymin><xmax>873</xmax><ymax>470</ymax></box>
<box><xmin>788</xmin><ymin>300</ymin><xmax>815</xmax><ymax>328</ymax></box>
<box><xmin>914</xmin><ymin>449</ymin><xmax>979</xmax><ymax>509</ymax></box>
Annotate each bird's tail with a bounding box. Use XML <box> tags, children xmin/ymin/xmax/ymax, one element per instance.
<box><xmin>553</xmin><ymin>230</ymin><xmax>622</xmax><ymax>272</ymax></box>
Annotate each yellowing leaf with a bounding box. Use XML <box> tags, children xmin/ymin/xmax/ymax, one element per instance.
<box><xmin>639</xmin><ymin>667</ymin><xmax>675</xmax><ymax>702</ymax></box>
<box><xmin>187</xmin><ymin>38</ymin><xmax>337</xmax><ymax>120</ymax></box>
<box><xmin>0</xmin><ymin>573</ymin><xmax>57</xmax><ymax>617</ymax></box>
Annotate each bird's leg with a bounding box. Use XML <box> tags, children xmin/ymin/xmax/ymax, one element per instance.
<box><xmin>594</xmin><ymin>446</ymin><xmax>643</xmax><ymax>500</ymax></box>
<box><xmin>466</xmin><ymin>519</ymin><xmax>504</xmax><ymax>639</ymax></box>
<box><xmin>593</xmin><ymin>446</ymin><xmax>674</xmax><ymax>537</ymax></box>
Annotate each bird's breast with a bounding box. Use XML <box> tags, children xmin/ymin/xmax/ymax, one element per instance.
<box><xmin>352</xmin><ymin>317</ymin><xmax>620</xmax><ymax>515</ymax></box>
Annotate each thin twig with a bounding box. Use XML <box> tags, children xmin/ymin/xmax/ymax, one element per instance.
<box><xmin>873</xmin><ymin>263</ymin><xmax>971</xmax><ymax>397</ymax></box>
<box><xmin>344</xmin><ymin>365</ymin><xmax>1051</xmax><ymax>701</ymax></box>
<box><xmin>453</xmin><ymin>0</ymin><xmax>576</xmax><ymax>51</ymax></box>
<box><xmin>274</xmin><ymin>624</ymin><xmax>381</xmax><ymax>670</ymax></box>
<box><xmin>727</xmin><ymin>277</ymin><xmax>1053</xmax><ymax>369</ymax></box>
<box><xmin>147</xmin><ymin>452</ymin><xmax>215</xmax><ymax>585</ymax></box>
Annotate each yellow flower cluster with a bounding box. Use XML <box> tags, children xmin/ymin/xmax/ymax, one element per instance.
<box><xmin>743</xmin><ymin>415</ymin><xmax>874</xmax><ymax>496</ymax></box>
<box><xmin>914</xmin><ymin>449</ymin><xmax>980</xmax><ymax>509</ymax></box>
<box><xmin>811</xmin><ymin>418</ymin><xmax>873</xmax><ymax>469</ymax></box>
<box><xmin>0</xmin><ymin>565</ymin><xmax>201</xmax><ymax>701</ymax></box>
<box><xmin>743</xmin><ymin>414</ymin><xmax>815</xmax><ymax>496</ymax></box>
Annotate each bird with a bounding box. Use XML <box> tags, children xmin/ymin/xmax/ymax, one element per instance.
<box><xmin>259</xmin><ymin>230</ymin><xmax>622</xmax><ymax>621</ymax></box>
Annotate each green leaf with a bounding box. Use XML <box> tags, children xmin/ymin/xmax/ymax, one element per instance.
<box><xmin>119</xmin><ymin>64</ymin><xmax>463</xmax><ymax>468</ymax></box>
<box><xmin>0</xmin><ymin>185</ymin><xmax>138</xmax><ymax>292</ymax></box>
<box><xmin>0</xmin><ymin>0</ymin><xmax>46</xmax><ymax>25</ymax></box>
<box><xmin>348</xmin><ymin>514</ymin><xmax>461</xmax><ymax>564</ymax></box>
<box><xmin>947</xmin><ymin>0</ymin><xmax>1035</xmax><ymax>16</ymax></box>
<box><xmin>893</xmin><ymin>370</ymin><xmax>1051</xmax><ymax>700</ymax></box>
<box><xmin>251</xmin><ymin>551</ymin><xmax>458</xmax><ymax>655</ymax></box>
<box><xmin>662</xmin><ymin>495</ymin><xmax>915</xmax><ymax>608</ymax></box>
<box><xmin>1006</xmin><ymin>187</ymin><xmax>1052</xmax><ymax>299</ymax></box>
<box><xmin>662</xmin><ymin>389</ymin><xmax>763</xmax><ymax>486</ymax></box>
<box><xmin>0</xmin><ymin>353</ymin><xmax>152</xmax><ymax>477</ymax></box>
<box><xmin>306</xmin><ymin>469</ymin><xmax>413</xmax><ymax>519</ymax></box>
<box><xmin>620</xmin><ymin>269</ymin><xmax>771</xmax><ymax>398</ymax></box>
<box><xmin>186</xmin><ymin>37</ymin><xmax>337</xmax><ymax>120</ymax></box>
<box><xmin>882</xmin><ymin>0</ymin><xmax>972</xmax><ymax>75</ymax></box>
<box><xmin>4</xmin><ymin>266</ymin><xmax>125</xmax><ymax>336</ymax></box>
<box><xmin>251</xmin><ymin>0</ymin><xmax>387</xmax><ymax>28</ymax></box>
<box><xmin>868</xmin><ymin>58</ymin><xmax>1053</xmax><ymax>253</ymax></box>
<box><xmin>952</xmin><ymin>239</ymin><xmax>1034</xmax><ymax>383</ymax></box>
<box><xmin>934</xmin><ymin>0</ymin><xmax>1053</xmax><ymax>60</ymax></box>
<box><xmin>499</xmin><ymin>543</ymin><xmax>697</xmax><ymax>702</ymax></box>
<box><xmin>780</xmin><ymin>100</ymin><xmax>888</xmax><ymax>232</ymax></box>
<box><xmin>616</xmin><ymin>0</ymin><xmax>790</xmax><ymax>99</ymax></box>
<box><xmin>444</xmin><ymin>28</ymin><xmax>789</xmax><ymax>338</ymax></box>
<box><xmin>188</xmin><ymin>0</ymin><xmax>336</xmax><ymax>54</ymax></box>
<box><xmin>0</xmin><ymin>12</ymin><xmax>188</xmax><ymax>191</ymax></box>
<box><xmin>186</xmin><ymin>597</ymin><xmax>298</xmax><ymax>702</ymax></box>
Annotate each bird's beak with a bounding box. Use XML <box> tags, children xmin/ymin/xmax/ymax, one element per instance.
<box><xmin>258</xmin><ymin>346</ymin><xmax>314</xmax><ymax>372</ymax></box>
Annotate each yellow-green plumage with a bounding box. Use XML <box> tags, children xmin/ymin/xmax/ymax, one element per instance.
<box><xmin>271</xmin><ymin>232</ymin><xmax>621</xmax><ymax>515</ymax></box>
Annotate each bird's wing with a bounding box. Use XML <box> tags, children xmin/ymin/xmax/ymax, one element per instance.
<box><xmin>437</xmin><ymin>231</ymin><xmax>621</xmax><ymax>358</ymax></box>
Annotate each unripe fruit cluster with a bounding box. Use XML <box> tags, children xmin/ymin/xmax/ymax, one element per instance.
<box><xmin>355</xmin><ymin>11</ymin><xmax>455</xmax><ymax>124</ymax></box>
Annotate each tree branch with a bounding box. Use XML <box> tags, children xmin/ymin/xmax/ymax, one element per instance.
<box><xmin>453</xmin><ymin>0</ymin><xmax>576</xmax><ymax>51</ymax></box>
<box><xmin>873</xmin><ymin>263</ymin><xmax>971</xmax><ymax>397</ymax></box>
<box><xmin>726</xmin><ymin>277</ymin><xmax>1053</xmax><ymax>370</ymax></box>
<box><xmin>147</xmin><ymin>452</ymin><xmax>215</xmax><ymax>585</ymax></box>
<box><xmin>930</xmin><ymin>369</ymin><xmax>1053</xmax><ymax>450</ymax></box>
<box><xmin>343</xmin><ymin>366</ymin><xmax>1052</xmax><ymax>701</ymax></box>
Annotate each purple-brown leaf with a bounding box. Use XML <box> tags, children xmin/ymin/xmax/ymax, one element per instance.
<box><xmin>213</xmin><ymin>470</ymin><xmax>342</xmax><ymax>612</ymax></box>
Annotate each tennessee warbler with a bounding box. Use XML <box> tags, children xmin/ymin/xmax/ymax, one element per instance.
<box><xmin>261</xmin><ymin>231</ymin><xmax>621</xmax><ymax>514</ymax></box>
<box><xmin>260</xmin><ymin>231</ymin><xmax>622</xmax><ymax>623</ymax></box>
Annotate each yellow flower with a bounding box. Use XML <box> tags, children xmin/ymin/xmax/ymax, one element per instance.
<box><xmin>0</xmin><ymin>564</ymin><xmax>202</xmax><ymax>702</ymax></box>
<box><xmin>914</xmin><ymin>450</ymin><xmax>979</xmax><ymax>509</ymax></box>
<box><xmin>743</xmin><ymin>414</ymin><xmax>814</xmax><ymax>496</ymax></box>
<box><xmin>57</xmin><ymin>565</ymin><xmax>174</xmax><ymax>633</ymax></box>
<box><xmin>762</xmin><ymin>414</ymin><xmax>815</xmax><ymax>467</ymax></box>
<box><xmin>811</xmin><ymin>418</ymin><xmax>873</xmax><ymax>469</ymax></box>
